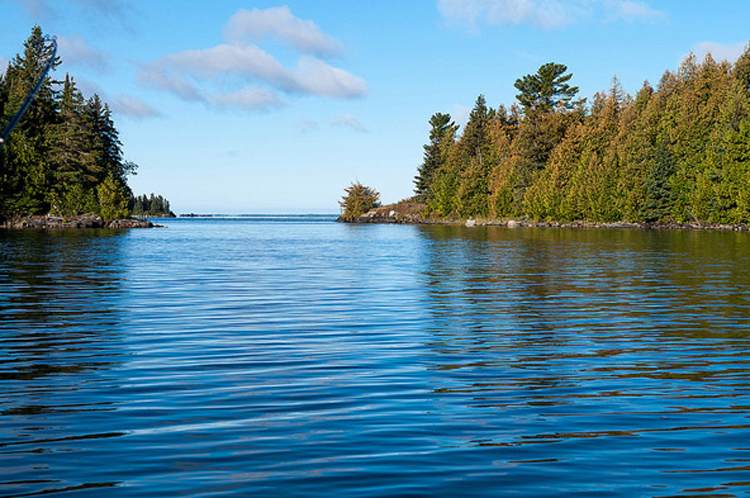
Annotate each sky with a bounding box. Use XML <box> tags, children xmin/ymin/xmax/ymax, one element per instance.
<box><xmin>1</xmin><ymin>0</ymin><xmax>749</xmax><ymax>214</ymax></box>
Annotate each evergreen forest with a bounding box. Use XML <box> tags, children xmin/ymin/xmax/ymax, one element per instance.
<box><xmin>413</xmin><ymin>48</ymin><xmax>750</xmax><ymax>224</ymax></box>
<box><xmin>0</xmin><ymin>26</ymin><xmax>172</xmax><ymax>222</ymax></box>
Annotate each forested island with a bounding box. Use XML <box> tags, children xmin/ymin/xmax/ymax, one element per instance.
<box><xmin>341</xmin><ymin>44</ymin><xmax>750</xmax><ymax>228</ymax></box>
<box><xmin>0</xmin><ymin>26</ymin><xmax>173</xmax><ymax>228</ymax></box>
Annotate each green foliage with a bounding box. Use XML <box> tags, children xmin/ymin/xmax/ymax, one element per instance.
<box><xmin>414</xmin><ymin>49</ymin><xmax>750</xmax><ymax>224</ymax></box>
<box><xmin>129</xmin><ymin>193</ymin><xmax>172</xmax><ymax>217</ymax></box>
<box><xmin>97</xmin><ymin>173</ymin><xmax>129</xmax><ymax>222</ymax></box>
<box><xmin>514</xmin><ymin>62</ymin><xmax>581</xmax><ymax>113</ymax></box>
<box><xmin>0</xmin><ymin>26</ymin><xmax>164</xmax><ymax>223</ymax></box>
<box><xmin>339</xmin><ymin>182</ymin><xmax>380</xmax><ymax>220</ymax></box>
<box><xmin>413</xmin><ymin>112</ymin><xmax>457</xmax><ymax>201</ymax></box>
<box><xmin>51</xmin><ymin>184</ymin><xmax>98</xmax><ymax>218</ymax></box>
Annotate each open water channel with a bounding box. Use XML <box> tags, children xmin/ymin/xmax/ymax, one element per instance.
<box><xmin>1</xmin><ymin>216</ymin><xmax>750</xmax><ymax>497</ymax></box>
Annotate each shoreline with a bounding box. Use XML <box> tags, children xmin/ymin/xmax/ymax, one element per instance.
<box><xmin>1</xmin><ymin>214</ymin><xmax>155</xmax><ymax>230</ymax></box>
<box><xmin>338</xmin><ymin>207</ymin><xmax>750</xmax><ymax>232</ymax></box>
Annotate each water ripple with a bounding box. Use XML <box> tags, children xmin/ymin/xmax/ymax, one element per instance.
<box><xmin>2</xmin><ymin>221</ymin><xmax>750</xmax><ymax>496</ymax></box>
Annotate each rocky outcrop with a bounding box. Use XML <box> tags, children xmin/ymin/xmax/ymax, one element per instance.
<box><xmin>338</xmin><ymin>209</ymin><xmax>750</xmax><ymax>231</ymax></box>
<box><xmin>2</xmin><ymin>214</ymin><xmax>154</xmax><ymax>230</ymax></box>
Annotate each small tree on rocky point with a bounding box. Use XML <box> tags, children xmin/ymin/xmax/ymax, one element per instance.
<box><xmin>339</xmin><ymin>181</ymin><xmax>380</xmax><ymax>220</ymax></box>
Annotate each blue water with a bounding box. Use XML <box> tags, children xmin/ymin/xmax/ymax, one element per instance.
<box><xmin>2</xmin><ymin>217</ymin><xmax>750</xmax><ymax>497</ymax></box>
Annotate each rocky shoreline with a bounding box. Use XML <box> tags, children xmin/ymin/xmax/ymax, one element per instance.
<box><xmin>1</xmin><ymin>214</ymin><xmax>155</xmax><ymax>230</ymax></box>
<box><xmin>339</xmin><ymin>208</ymin><xmax>750</xmax><ymax>232</ymax></box>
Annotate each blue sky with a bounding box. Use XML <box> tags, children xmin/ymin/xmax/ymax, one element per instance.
<box><xmin>2</xmin><ymin>0</ymin><xmax>749</xmax><ymax>213</ymax></box>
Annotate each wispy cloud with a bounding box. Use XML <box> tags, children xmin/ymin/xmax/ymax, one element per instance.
<box><xmin>330</xmin><ymin>115</ymin><xmax>367</xmax><ymax>133</ymax></box>
<box><xmin>223</xmin><ymin>6</ymin><xmax>343</xmax><ymax>58</ymax></box>
<box><xmin>137</xmin><ymin>65</ymin><xmax>204</xmax><ymax>102</ymax></box>
<box><xmin>138</xmin><ymin>45</ymin><xmax>366</xmax><ymax>100</ymax></box>
<box><xmin>137</xmin><ymin>6</ymin><xmax>367</xmax><ymax>113</ymax></box>
<box><xmin>12</xmin><ymin>0</ymin><xmax>136</xmax><ymax>27</ymax></box>
<box><xmin>57</xmin><ymin>35</ymin><xmax>110</xmax><ymax>72</ymax></box>
<box><xmin>607</xmin><ymin>0</ymin><xmax>666</xmax><ymax>23</ymax></box>
<box><xmin>438</xmin><ymin>0</ymin><xmax>566</xmax><ymax>29</ymax></box>
<box><xmin>71</xmin><ymin>76</ymin><xmax>161</xmax><ymax>121</ymax></box>
<box><xmin>11</xmin><ymin>0</ymin><xmax>55</xmax><ymax>19</ymax></box>
<box><xmin>70</xmin><ymin>0</ymin><xmax>133</xmax><ymax>21</ymax></box>
<box><xmin>209</xmin><ymin>87</ymin><xmax>284</xmax><ymax>112</ymax></box>
<box><xmin>692</xmin><ymin>41</ymin><xmax>747</xmax><ymax>63</ymax></box>
<box><xmin>72</xmin><ymin>76</ymin><xmax>105</xmax><ymax>98</ymax></box>
<box><xmin>110</xmin><ymin>93</ymin><xmax>162</xmax><ymax>120</ymax></box>
<box><xmin>438</xmin><ymin>0</ymin><xmax>666</xmax><ymax>30</ymax></box>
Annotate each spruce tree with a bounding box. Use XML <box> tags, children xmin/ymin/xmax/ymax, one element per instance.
<box><xmin>0</xmin><ymin>26</ymin><xmax>60</xmax><ymax>215</ymax></box>
<box><xmin>413</xmin><ymin>112</ymin><xmax>457</xmax><ymax>201</ymax></box>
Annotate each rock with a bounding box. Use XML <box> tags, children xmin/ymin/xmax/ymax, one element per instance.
<box><xmin>106</xmin><ymin>218</ymin><xmax>154</xmax><ymax>229</ymax></box>
<box><xmin>2</xmin><ymin>214</ymin><xmax>153</xmax><ymax>230</ymax></box>
<box><xmin>465</xmin><ymin>218</ymin><xmax>477</xmax><ymax>228</ymax></box>
<box><xmin>507</xmin><ymin>220</ymin><xmax>519</xmax><ymax>228</ymax></box>
<box><xmin>389</xmin><ymin>210</ymin><xmax>397</xmax><ymax>218</ymax></box>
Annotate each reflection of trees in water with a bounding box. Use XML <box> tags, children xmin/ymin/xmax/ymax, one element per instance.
<box><xmin>415</xmin><ymin>226</ymin><xmax>750</xmax><ymax>399</ymax></box>
<box><xmin>0</xmin><ymin>230</ymin><xmax>130</xmax><ymax>495</ymax></box>
<box><xmin>413</xmin><ymin>225</ymin><xmax>750</xmax><ymax>481</ymax></box>
<box><xmin>0</xmin><ymin>229</ymin><xmax>128</xmax><ymax>383</ymax></box>
<box><xmin>418</xmin><ymin>226</ymin><xmax>750</xmax><ymax>343</ymax></box>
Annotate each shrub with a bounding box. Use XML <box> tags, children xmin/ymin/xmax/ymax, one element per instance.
<box><xmin>339</xmin><ymin>181</ymin><xmax>380</xmax><ymax>221</ymax></box>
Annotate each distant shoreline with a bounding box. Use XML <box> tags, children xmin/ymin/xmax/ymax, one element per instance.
<box><xmin>1</xmin><ymin>214</ymin><xmax>155</xmax><ymax>230</ymax></box>
<box><xmin>338</xmin><ymin>205</ymin><xmax>750</xmax><ymax>232</ymax></box>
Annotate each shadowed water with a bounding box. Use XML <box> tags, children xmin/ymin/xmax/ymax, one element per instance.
<box><xmin>1</xmin><ymin>217</ymin><xmax>750</xmax><ymax>497</ymax></box>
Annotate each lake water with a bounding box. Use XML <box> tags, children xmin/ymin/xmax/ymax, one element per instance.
<box><xmin>2</xmin><ymin>217</ymin><xmax>750</xmax><ymax>497</ymax></box>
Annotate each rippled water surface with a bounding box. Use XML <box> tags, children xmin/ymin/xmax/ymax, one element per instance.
<box><xmin>2</xmin><ymin>217</ymin><xmax>750</xmax><ymax>497</ymax></box>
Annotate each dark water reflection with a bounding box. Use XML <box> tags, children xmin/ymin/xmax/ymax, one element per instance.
<box><xmin>2</xmin><ymin>219</ymin><xmax>750</xmax><ymax>497</ymax></box>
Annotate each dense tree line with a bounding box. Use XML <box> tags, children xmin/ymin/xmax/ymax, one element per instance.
<box><xmin>0</xmin><ymin>26</ymin><xmax>169</xmax><ymax>221</ymax></box>
<box><xmin>414</xmin><ymin>47</ymin><xmax>750</xmax><ymax>224</ymax></box>
<box><xmin>129</xmin><ymin>193</ymin><xmax>173</xmax><ymax>217</ymax></box>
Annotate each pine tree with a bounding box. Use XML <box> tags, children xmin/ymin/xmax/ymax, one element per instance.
<box><xmin>413</xmin><ymin>112</ymin><xmax>457</xmax><ymax>201</ymax></box>
<box><xmin>48</xmin><ymin>74</ymin><xmax>97</xmax><ymax>194</ymax></box>
<box><xmin>0</xmin><ymin>26</ymin><xmax>60</xmax><ymax>215</ymax></box>
<box><xmin>514</xmin><ymin>62</ymin><xmax>581</xmax><ymax>114</ymax></box>
<box><xmin>85</xmin><ymin>95</ymin><xmax>124</xmax><ymax>185</ymax></box>
<box><xmin>641</xmin><ymin>143</ymin><xmax>676</xmax><ymax>222</ymax></box>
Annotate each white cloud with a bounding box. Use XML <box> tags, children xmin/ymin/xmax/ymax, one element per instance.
<box><xmin>438</xmin><ymin>0</ymin><xmax>567</xmax><ymax>29</ymax></box>
<box><xmin>293</xmin><ymin>57</ymin><xmax>368</xmax><ymax>98</ymax></box>
<box><xmin>137</xmin><ymin>8</ymin><xmax>366</xmax><ymax>113</ymax></box>
<box><xmin>142</xmin><ymin>44</ymin><xmax>292</xmax><ymax>90</ymax></box>
<box><xmin>110</xmin><ymin>94</ymin><xmax>162</xmax><ymax>120</ymax></box>
<box><xmin>692</xmin><ymin>41</ymin><xmax>746</xmax><ymax>63</ymax></box>
<box><xmin>137</xmin><ymin>44</ymin><xmax>367</xmax><ymax>108</ymax></box>
<box><xmin>137</xmin><ymin>65</ymin><xmax>204</xmax><ymax>102</ymax></box>
<box><xmin>210</xmin><ymin>87</ymin><xmax>284</xmax><ymax>111</ymax></box>
<box><xmin>438</xmin><ymin>0</ymin><xmax>666</xmax><ymax>30</ymax></box>
<box><xmin>57</xmin><ymin>35</ymin><xmax>110</xmax><ymax>72</ymax></box>
<box><xmin>223</xmin><ymin>6</ymin><xmax>343</xmax><ymax>58</ymax></box>
<box><xmin>330</xmin><ymin>115</ymin><xmax>367</xmax><ymax>133</ymax></box>
<box><xmin>608</xmin><ymin>0</ymin><xmax>666</xmax><ymax>23</ymax></box>
<box><xmin>63</xmin><ymin>77</ymin><xmax>162</xmax><ymax>121</ymax></box>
